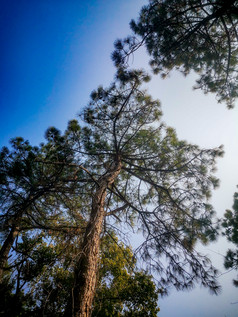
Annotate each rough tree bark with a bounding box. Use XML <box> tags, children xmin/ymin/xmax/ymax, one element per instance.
<box><xmin>72</xmin><ymin>158</ymin><xmax>122</xmax><ymax>317</ymax></box>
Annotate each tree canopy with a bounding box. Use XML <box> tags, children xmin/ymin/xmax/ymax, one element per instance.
<box><xmin>0</xmin><ymin>132</ymin><xmax>84</xmax><ymax>282</ymax></box>
<box><xmin>112</xmin><ymin>0</ymin><xmax>238</xmax><ymax>108</ymax></box>
<box><xmin>222</xmin><ymin>191</ymin><xmax>238</xmax><ymax>286</ymax></box>
<box><xmin>76</xmin><ymin>69</ymin><xmax>223</xmax><ymax>293</ymax></box>
<box><xmin>0</xmin><ymin>229</ymin><xmax>160</xmax><ymax>317</ymax></box>
<box><xmin>0</xmin><ymin>69</ymin><xmax>224</xmax><ymax>316</ymax></box>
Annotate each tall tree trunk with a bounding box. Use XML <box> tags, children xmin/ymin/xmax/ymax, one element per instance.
<box><xmin>0</xmin><ymin>224</ymin><xmax>19</xmax><ymax>282</ymax></box>
<box><xmin>72</xmin><ymin>159</ymin><xmax>122</xmax><ymax>317</ymax></box>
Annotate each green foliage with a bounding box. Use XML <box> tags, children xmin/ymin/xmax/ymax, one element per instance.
<box><xmin>0</xmin><ymin>268</ymin><xmax>35</xmax><ymax>317</ymax></box>
<box><xmin>113</xmin><ymin>0</ymin><xmax>238</xmax><ymax>107</ymax></box>
<box><xmin>1</xmin><ymin>68</ymin><xmax>223</xmax><ymax>314</ymax></box>
<box><xmin>2</xmin><ymin>231</ymin><xmax>159</xmax><ymax>316</ymax></box>
<box><xmin>0</xmin><ymin>134</ymin><xmax>89</xmax><ymax>315</ymax></box>
<box><xmin>65</xmin><ymin>69</ymin><xmax>223</xmax><ymax>294</ymax></box>
<box><xmin>222</xmin><ymin>191</ymin><xmax>238</xmax><ymax>286</ymax></box>
<box><xmin>93</xmin><ymin>233</ymin><xmax>160</xmax><ymax>317</ymax></box>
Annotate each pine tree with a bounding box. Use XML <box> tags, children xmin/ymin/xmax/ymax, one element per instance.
<box><xmin>1</xmin><ymin>69</ymin><xmax>224</xmax><ymax>316</ymax></box>
<box><xmin>62</xmin><ymin>69</ymin><xmax>222</xmax><ymax>316</ymax></box>
<box><xmin>112</xmin><ymin>0</ymin><xmax>238</xmax><ymax>108</ymax></box>
<box><xmin>222</xmin><ymin>191</ymin><xmax>238</xmax><ymax>286</ymax></box>
<box><xmin>0</xmin><ymin>132</ymin><xmax>84</xmax><ymax>283</ymax></box>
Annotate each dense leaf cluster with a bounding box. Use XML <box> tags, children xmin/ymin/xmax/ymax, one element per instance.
<box><xmin>113</xmin><ymin>0</ymin><xmax>238</xmax><ymax>107</ymax></box>
<box><xmin>0</xmin><ymin>230</ymin><xmax>160</xmax><ymax>316</ymax></box>
<box><xmin>222</xmin><ymin>192</ymin><xmax>238</xmax><ymax>286</ymax></box>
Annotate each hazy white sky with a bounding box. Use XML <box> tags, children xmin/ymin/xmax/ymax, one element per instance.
<box><xmin>148</xmin><ymin>70</ymin><xmax>238</xmax><ymax>316</ymax></box>
<box><xmin>131</xmin><ymin>45</ymin><xmax>238</xmax><ymax>315</ymax></box>
<box><xmin>0</xmin><ymin>0</ymin><xmax>237</xmax><ymax>315</ymax></box>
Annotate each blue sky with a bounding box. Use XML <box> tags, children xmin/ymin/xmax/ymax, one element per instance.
<box><xmin>0</xmin><ymin>0</ymin><xmax>145</xmax><ymax>146</ymax></box>
<box><xmin>1</xmin><ymin>1</ymin><xmax>238</xmax><ymax>316</ymax></box>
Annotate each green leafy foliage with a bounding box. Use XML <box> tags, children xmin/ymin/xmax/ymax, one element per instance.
<box><xmin>93</xmin><ymin>233</ymin><xmax>160</xmax><ymax>317</ymax></box>
<box><xmin>222</xmin><ymin>192</ymin><xmax>238</xmax><ymax>286</ymax></box>
<box><xmin>1</xmin><ymin>231</ymin><xmax>159</xmax><ymax>316</ymax></box>
<box><xmin>113</xmin><ymin>0</ymin><xmax>238</xmax><ymax>107</ymax></box>
<box><xmin>1</xmin><ymin>69</ymin><xmax>223</xmax><ymax>315</ymax></box>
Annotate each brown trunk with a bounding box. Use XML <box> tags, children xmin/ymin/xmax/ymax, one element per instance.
<box><xmin>72</xmin><ymin>159</ymin><xmax>121</xmax><ymax>317</ymax></box>
<box><xmin>0</xmin><ymin>224</ymin><xmax>19</xmax><ymax>282</ymax></box>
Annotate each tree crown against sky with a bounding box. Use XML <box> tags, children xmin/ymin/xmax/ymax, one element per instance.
<box><xmin>222</xmin><ymin>191</ymin><xmax>238</xmax><ymax>286</ymax></box>
<box><xmin>60</xmin><ymin>70</ymin><xmax>223</xmax><ymax>297</ymax></box>
<box><xmin>0</xmin><ymin>69</ymin><xmax>225</xmax><ymax>315</ymax></box>
<box><xmin>112</xmin><ymin>0</ymin><xmax>238</xmax><ymax>108</ymax></box>
<box><xmin>75</xmin><ymin>69</ymin><xmax>223</xmax><ymax>292</ymax></box>
<box><xmin>0</xmin><ymin>132</ymin><xmax>84</xmax><ymax>245</ymax></box>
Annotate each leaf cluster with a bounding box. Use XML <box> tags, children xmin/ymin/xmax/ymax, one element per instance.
<box><xmin>113</xmin><ymin>0</ymin><xmax>238</xmax><ymax>107</ymax></box>
<box><xmin>222</xmin><ymin>191</ymin><xmax>238</xmax><ymax>286</ymax></box>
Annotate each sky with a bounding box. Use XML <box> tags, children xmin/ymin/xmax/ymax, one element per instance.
<box><xmin>0</xmin><ymin>0</ymin><xmax>238</xmax><ymax>316</ymax></box>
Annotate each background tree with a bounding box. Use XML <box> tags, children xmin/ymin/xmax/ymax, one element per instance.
<box><xmin>222</xmin><ymin>191</ymin><xmax>238</xmax><ymax>286</ymax></box>
<box><xmin>0</xmin><ymin>131</ymin><xmax>88</xmax><ymax>316</ymax></box>
<box><xmin>112</xmin><ymin>0</ymin><xmax>238</xmax><ymax>108</ymax></box>
<box><xmin>93</xmin><ymin>232</ymin><xmax>160</xmax><ymax>317</ymax></box>
<box><xmin>9</xmin><ymin>231</ymin><xmax>159</xmax><ymax>317</ymax></box>
<box><xmin>0</xmin><ymin>129</ymin><xmax>89</xmax><ymax>281</ymax></box>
